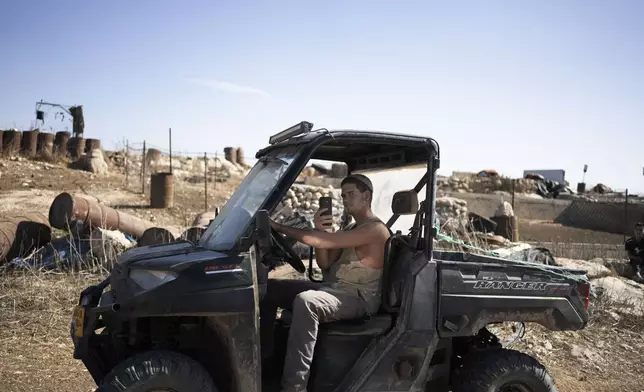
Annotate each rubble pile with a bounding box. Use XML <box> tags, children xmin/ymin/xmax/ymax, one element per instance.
<box><xmin>103</xmin><ymin>151</ymin><xmax>249</xmax><ymax>184</ymax></box>
<box><xmin>437</xmin><ymin>175</ymin><xmax>538</xmax><ymax>195</ymax></box>
<box><xmin>435</xmin><ymin>197</ymin><xmax>469</xmax><ymax>232</ymax></box>
<box><xmin>274</xmin><ymin>184</ymin><xmax>344</xmax><ymax>230</ymax></box>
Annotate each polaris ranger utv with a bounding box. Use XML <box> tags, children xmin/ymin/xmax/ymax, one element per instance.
<box><xmin>70</xmin><ymin>122</ymin><xmax>591</xmax><ymax>392</ymax></box>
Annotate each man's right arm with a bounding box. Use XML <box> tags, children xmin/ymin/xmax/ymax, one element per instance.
<box><xmin>311</xmin><ymin>208</ymin><xmax>343</xmax><ymax>270</ymax></box>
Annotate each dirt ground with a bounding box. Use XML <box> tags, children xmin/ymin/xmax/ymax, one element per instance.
<box><xmin>518</xmin><ymin>219</ymin><xmax>627</xmax><ymax>245</ymax></box>
<box><xmin>0</xmin><ymin>270</ymin><xmax>642</xmax><ymax>392</ymax></box>
<box><xmin>1</xmin><ymin>155</ymin><xmax>643</xmax><ymax>391</ymax></box>
<box><xmin>0</xmin><ymin>156</ymin><xmax>241</xmax><ymax>233</ymax></box>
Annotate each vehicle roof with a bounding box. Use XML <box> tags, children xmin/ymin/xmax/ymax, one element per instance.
<box><xmin>256</xmin><ymin>128</ymin><xmax>439</xmax><ymax>172</ymax></box>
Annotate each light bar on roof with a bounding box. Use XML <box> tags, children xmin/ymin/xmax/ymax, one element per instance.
<box><xmin>269</xmin><ymin>121</ymin><xmax>314</xmax><ymax>145</ymax></box>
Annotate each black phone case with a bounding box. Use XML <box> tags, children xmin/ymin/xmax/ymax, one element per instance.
<box><xmin>319</xmin><ymin>197</ymin><xmax>333</xmax><ymax>217</ymax></box>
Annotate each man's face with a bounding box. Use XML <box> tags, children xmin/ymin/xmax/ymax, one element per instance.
<box><xmin>635</xmin><ymin>225</ymin><xmax>644</xmax><ymax>240</ymax></box>
<box><xmin>341</xmin><ymin>183</ymin><xmax>370</xmax><ymax>214</ymax></box>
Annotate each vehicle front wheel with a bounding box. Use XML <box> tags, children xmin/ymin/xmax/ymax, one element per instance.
<box><xmin>451</xmin><ymin>348</ymin><xmax>558</xmax><ymax>392</ymax></box>
<box><xmin>97</xmin><ymin>350</ymin><xmax>218</xmax><ymax>392</ymax></box>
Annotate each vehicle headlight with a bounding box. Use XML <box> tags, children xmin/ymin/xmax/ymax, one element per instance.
<box><xmin>129</xmin><ymin>269</ymin><xmax>178</xmax><ymax>290</ymax></box>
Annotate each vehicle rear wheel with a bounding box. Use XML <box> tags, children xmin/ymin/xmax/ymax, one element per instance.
<box><xmin>97</xmin><ymin>350</ymin><xmax>218</xmax><ymax>392</ymax></box>
<box><xmin>451</xmin><ymin>348</ymin><xmax>557</xmax><ymax>392</ymax></box>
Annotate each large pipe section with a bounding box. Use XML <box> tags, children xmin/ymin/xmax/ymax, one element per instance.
<box><xmin>49</xmin><ymin>192</ymin><xmax>155</xmax><ymax>238</ymax></box>
<box><xmin>0</xmin><ymin>212</ymin><xmax>52</xmax><ymax>262</ymax></box>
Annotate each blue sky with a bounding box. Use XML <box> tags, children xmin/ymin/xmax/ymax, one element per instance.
<box><xmin>1</xmin><ymin>0</ymin><xmax>642</xmax><ymax>192</ymax></box>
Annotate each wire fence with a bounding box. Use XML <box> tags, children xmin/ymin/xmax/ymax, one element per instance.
<box><xmin>111</xmin><ymin>139</ymin><xmax>259</xmax><ymax>211</ymax></box>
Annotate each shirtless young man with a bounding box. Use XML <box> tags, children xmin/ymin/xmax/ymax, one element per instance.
<box><xmin>260</xmin><ymin>174</ymin><xmax>391</xmax><ymax>392</ymax></box>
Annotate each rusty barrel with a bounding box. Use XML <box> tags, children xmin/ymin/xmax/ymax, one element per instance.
<box><xmin>37</xmin><ymin>132</ymin><xmax>55</xmax><ymax>155</ymax></box>
<box><xmin>20</xmin><ymin>130</ymin><xmax>39</xmax><ymax>157</ymax></box>
<box><xmin>224</xmin><ymin>147</ymin><xmax>238</xmax><ymax>164</ymax></box>
<box><xmin>150</xmin><ymin>172</ymin><xmax>174</xmax><ymax>208</ymax></box>
<box><xmin>49</xmin><ymin>192</ymin><xmax>155</xmax><ymax>238</ymax></box>
<box><xmin>54</xmin><ymin>131</ymin><xmax>71</xmax><ymax>156</ymax></box>
<box><xmin>2</xmin><ymin>130</ymin><xmax>21</xmax><ymax>156</ymax></box>
<box><xmin>491</xmin><ymin>215</ymin><xmax>519</xmax><ymax>242</ymax></box>
<box><xmin>68</xmin><ymin>137</ymin><xmax>85</xmax><ymax>159</ymax></box>
<box><xmin>181</xmin><ymin>227</ymin><xmax>206</xmax><ymax>244</ymax></box>
<box><xmin>0</xmin><ymin>212</ymin><xmax>52</xmax><ymax>263</ymax></box>
<box><xmin>85</xmin><ymin>138</ymin><xmax>101</xmax><ymax>153</ymax></box>
<box><xmin>236</xmin><ymin>147</ymin><xmax>245</xmax><ymax>166</ymax></box>
<box><xmin>138</xmin><ymin>227</ymin><xmax>175</xmax><ymax>246</ymax></box>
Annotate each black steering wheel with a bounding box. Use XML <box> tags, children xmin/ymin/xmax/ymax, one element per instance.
<box><xmin>270</xmin><ymin>228</ymin><xmax>306</xmax><ymax>273</ymax></box>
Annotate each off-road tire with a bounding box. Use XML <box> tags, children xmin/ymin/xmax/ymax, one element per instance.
<box><xmin>97</xmin><ymin>350</ymin><xmax>218</xmax><ymax>392</ymax></box>
<box><xmin>452</xmin><ymin>348</ymin><xmax>558</xmax><ymax>392</ymax></box>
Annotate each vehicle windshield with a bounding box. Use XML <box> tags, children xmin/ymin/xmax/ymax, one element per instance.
<box><xmin>199</xmin><ymin>151</ymin><xmax>298</xmax><ymax>251</ymax></box>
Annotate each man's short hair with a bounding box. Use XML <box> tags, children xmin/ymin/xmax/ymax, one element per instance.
<box><xmin>341</xmin><ymin>174</ymin><xmax>373</xmax><ymax>194</ymax></box>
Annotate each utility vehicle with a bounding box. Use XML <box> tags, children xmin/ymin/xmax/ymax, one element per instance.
<box><xmin>70</xmin><ymin>122</ymin><xmax>591</xmax><ymax>392</ymax></box>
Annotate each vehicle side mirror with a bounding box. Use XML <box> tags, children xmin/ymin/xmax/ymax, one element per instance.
<box><xmin>255</xmin><ymin>210</ymin><xmax>272</xmax><ymax>252</ymax></box>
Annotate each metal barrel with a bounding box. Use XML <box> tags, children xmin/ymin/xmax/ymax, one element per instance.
<box><xmin>577</xmin><ymin>182</ymin><xmax>586</xmax><ymax>193</ymax></box>
<box><xmin>0</xmin><ymin>212</ymin><xmax>52</xmax><ymax>263</ymax></box>
<box><xmin>150</xmin><ymin>172</ymin><xmax>174</xmax><ymax>208</ymax></box>
<box><xmin>37</xmin><ymin>132</ymin><xmax>55</xmax><ymax>155</ymax></box>
<box><xmin>224</xmin><ymin>147</ymin><xmax>238</xmax><ymax>164</ymax></box>
<box><xmin>490</xmin><ymin>215</ymin><xmax>519</xmax><ymax>242</ymax></box>
<box><xmin>68</xmin><ymin>137</ymin><xmax>85</xmax><ymax>159</ymax></box>
<box><xmin>20</xmin><ymin>130</ymin><xmax>39</xmax><ymax>157</ymax></box>
<box><xmin>2</xmin><ymin>130</ymin><xmax>22</xmax><ymax>156</ymax></box>
<box><xmin>48</xmin><ymin>192</ymin><xmax>155</xmax><ymax>238</ymax></box>
<box><xmin>236</xmin><ymin>147</ymin><xmax>245</xmax><ymax>166</ymax></box>
<box><xmin>54</xmin><ymin>131</ymin><xmax>71</xmax><ymax>156</ymax></box>
<box><xmin>138</xmin><ymin>227</ymin><xmax>175</xmax><ymax>246</ymax></box>
<box><xmin>85</xmin><ymin>138</ymin><xmax>101</xmax><ymax>153</ymax></box>
<box><xmin>0</xmin><ymin>130</ymin><xmax>3</xmax><ymax>154</ymax></box>
<box><xmin>180</xmin><ymin>226</ymin><xmax>206</xmax><ymax>244</ymax></box>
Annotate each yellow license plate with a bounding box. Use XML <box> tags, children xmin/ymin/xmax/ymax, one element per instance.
<box><xmin>72</xmin><ymin>306</ymin><xmax>85</xmax><ymax>338</ymax></box>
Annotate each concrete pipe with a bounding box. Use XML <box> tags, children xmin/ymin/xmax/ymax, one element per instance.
<box><xmin>0</xmin><ymin>212</ymin><xmax>52</xmax><ymax>263</ymax></box>
<box><xmin>54</xmin><ymin>131</ymin><xmax>71</xmax><ymax>156</ymax></box>
<box><xmin>138</xmin><ymin>227</ymin><xmax>175</xmax><ymax>246</ymax></box>
<box><xmin>68</xmin><ymin>137</ymin><xmax>85</xmax><ymax>159</ymax></box>
<box><xmin>49</xmin><ymin>192</ymin><xmax>155</xmax><ymax>239</ymax></box>
<box><xmin>20</xmin><ymin>130</ymin><xmax>39</xmax><ymax>157</ymax></box>
<box><xmin>85</xmin><ymin>138</ymin><xmax>101</xmax><ymax>153</ymax></box>
<box><xmin>2</xmin><ymin>130</ymin><xmax>22</xmax><ymax>156</ymax></box>
<box><xmin>37</xmin><ymin>132</ymin><xmax>55</xmax><ymax>156</ymax></box>
<box><xmin>180</xmin><ymin>227</ymin><xmax>207</xmax><ymax>244</ymax></box>
<box><xmin>224</xmin><ymin>147</ymin><xmax>238</xmax><ymax>164</ymax></box>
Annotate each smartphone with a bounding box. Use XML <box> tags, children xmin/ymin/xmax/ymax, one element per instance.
<box><xmin>318</xmin><ymin>197</ymin><xmax>333</xmax><ymax>225</ymax></box>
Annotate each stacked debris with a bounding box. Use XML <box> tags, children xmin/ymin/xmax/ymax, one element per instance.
<box><xmin>437</xmin><ymin>174</ymin><xmax>538</xmax><ymax>195</ymax></box>
<box><xmin>435</xmin><ymin>197</ymin><xmax>469</xmax><ymax>232</ymax></box>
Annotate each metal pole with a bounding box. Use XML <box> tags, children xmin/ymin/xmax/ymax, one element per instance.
<box><xmin>169</xmin><ymin>127</ymin><xmax>172</xmax><ymax>174</ymax></box>
<box><xmin>142</xmin><ymin>141</ymin><xmax>147</xmax><ymax>195</ymax></box>
<box><xmin>214</xmin><ymin>151</ymin><xmax>218</xmax><ymax>189</ymax></box>
<box><xmin>511</xmin><ymin>179</ymin><xmax>515</xmax><ymax>210</ymax></box>
<box><xmin>204</xmin><ymin>152</ymin><xmax>208</xmax><ymax>211</ymax></box>
<box><xmin>125</xmin><ymin>139</ymin><xmax>129</xmax><ymax>186</ymax></box>
<box><xmin>624</xmin><ymin>188</ymin><xmax>629</xmax><ymax>243</ymax></box>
